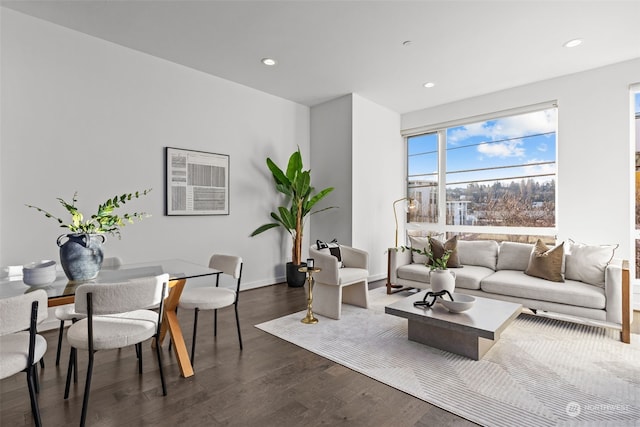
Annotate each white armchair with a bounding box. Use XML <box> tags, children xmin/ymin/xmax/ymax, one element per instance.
<box><xmin>309</xmin><ymin>244</ymin><xmax>369</xmax><ymax>319</ymax></box>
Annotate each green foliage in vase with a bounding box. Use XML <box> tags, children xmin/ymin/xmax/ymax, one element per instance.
<box><xmin>399</xmin><ymin>245</ymin><xmax>452</xmax><ymax>270</ymax></box>
<box><xmin>26</xmin><ymin>189</ymin><xmax>152</xmax><ymax>238</ymax></box>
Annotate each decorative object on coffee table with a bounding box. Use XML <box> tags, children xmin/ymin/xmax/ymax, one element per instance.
<box><xmin>299</xmin><ymin>265</ymin><xmax>320</xmax><ymax>324</ymax></box>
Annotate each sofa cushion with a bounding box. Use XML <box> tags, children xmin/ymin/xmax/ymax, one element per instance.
<box><xmin>408</xmin><ymin>236</ymin><xmax>429</xmax><ymax>264</ymax></box>
<box><xmin>396</xmin><ymin>264</ymin><xmax>492</xmax><ymax>290</ymax></box>
<box><xmin>524</xmin><ymin>240</ymin><xmax>564</xmax><ymax>282</ymax></box>
<box><xmin>480</xmin><ymin>270</ymin><xmax>605</xmax><ymax>309</ymax></box>
<box><xmin>565</xmin><ymin>240</ymin><xmax>618</xmax><ymax>288</ymax></box>
<box><xmin>497</xmin><ymin>242</ymin><xmax>534</xmax><ymax>271</ymax></box>
<box><xmin>451</xmin><ymin>265</ymin><xmax>495</xmax><ymax>290</ymax></box>
<box><xmin>457</xmin><ymin>240</ymin><xmax>498</xmax><ymax>270</ymax></box>
<box><xmin>428</xmin><ymin>235</ymin><xmax>461</xmax><ymax>268</ymax></box>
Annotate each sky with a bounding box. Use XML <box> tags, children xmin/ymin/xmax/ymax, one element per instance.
<box><xmin>408</xmin><ymin>108</ymin><xmax>557</xmax><ymax>188</ymax></box>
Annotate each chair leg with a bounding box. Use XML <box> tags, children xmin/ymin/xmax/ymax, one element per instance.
<box><xmin>234</xmin><ymin>303</ymin><xmax>243</xmax><ymax>350</ymax></box>
<box><xmin>64</xmin><ymin>347</ymin><xmax>76</xmax><ymax>399</ymax></box>
<box><xmin>168</xmin><ymin>307</ymin><xmax>178</xmax><ymax>352</ymax></box>
<box><xmin>26</xmin><ymin>364</ymin><xmax>42</xmax><ymax>427</ymax></box>
<box><xmin>137</xmin><ymin>343</ymin><xmax>143</xmax><ymax>374</ymax></box>
<box><xmin>39</xmin><ymin>358</ymin><xmax>45</xmax><ymax>369</ymax></box>
<box><xmin>80</xmin><ymin>351</ymin><xmax>95</xmax><ymax>427</ymax></box>
<box><xmin>33</xmin><ymin>363</ymin><xmax>39</xmax><ymax>394</ymax></box>
<box><xmin>191</xmin><ymin>308</ymin><xmax>199</xmax><ymax>364</ymax></box>
<box><xmin>56</xmin><ymin>320</ymin><xmax>65</xmax><ymax>366</ymax></box>
<box><xmin>214</xmin><ymin>309</ymin><xmax>218</xmax><ymax>337</ymax></box>
<box><xmin>154</xmin><ymin>334</ymin><xmax>167</xmax><ymax>396</ymax></box>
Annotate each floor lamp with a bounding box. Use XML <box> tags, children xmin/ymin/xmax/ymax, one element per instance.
<box><xmin>388</xmin><ymin>197</ymin><xmax>417</xmax><ymax>294</ymax></box>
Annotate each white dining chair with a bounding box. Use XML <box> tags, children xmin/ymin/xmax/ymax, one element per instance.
<box><xmin>54</xmin><ymin>256</ymin><xmax>122</xmax><ymax>366</ymax></box>
<box><xmin>0</xmin><ymin>290</ymin><xmax>48</xmax><ymax>427</ymax></box>
<box><xmin>178</xmin><ymin>254</ymin><xmax>243</xmax><ymax>364</ymax></box>
<box><xmin>63</xmin><ymin>273</ymin><xmax>169</xmax><ymax>427</ymax></box>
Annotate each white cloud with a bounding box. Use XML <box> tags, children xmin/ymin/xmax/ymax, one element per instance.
<box><xmin>477</xmin><ymin>140</ymin><xmax>525</xmax><ymax>158</ymax></box>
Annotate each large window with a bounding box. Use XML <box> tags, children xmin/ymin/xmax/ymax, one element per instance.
<box><xmin>634</xmin><ymin>91</ymin><xmax>640</xmax><ymax>280</ymax></box>
<box><xmin>407</xmin><ymin>105</ymin><xmax>557</xmax><ymax>243</ymax></box>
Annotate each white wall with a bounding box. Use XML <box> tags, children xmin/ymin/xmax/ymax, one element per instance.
<box><xmin>311</xmin><ymin>94</ymin><xmax>403</xmax><ymax>281</ymax></box>
<box><xmin>403</xmin><ymin>58</ymin><xmax>640</xmax><ymax>265</ymax></box>
<box><xmin>0</xmin><ymin>9</ymin><xmax>310</xmax><ymax>289</ymax></box>
<box><xmin>351</xmin><ymin>94</ymin><xmax>403</xmax><ymax>280</ymax></box>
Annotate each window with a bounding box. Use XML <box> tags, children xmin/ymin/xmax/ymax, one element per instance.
<box><xmin>407</xmin><ymin>105</ymin><xmax>557</xmax><ymax>243</ymax></box>
<box><xmin>634</xmin><ymin>91</ymin><xmax>640</xmax><ymax>279</ymax></box>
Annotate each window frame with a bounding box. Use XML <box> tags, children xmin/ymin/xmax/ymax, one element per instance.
<box><xmin>404</xmin><ymin>102</ymin><xmax>558</xmax><ymax>242</ymax></box>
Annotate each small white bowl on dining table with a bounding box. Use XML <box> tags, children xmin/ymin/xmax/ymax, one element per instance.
<box><xmin>22</xmin><ymin>260</ymin><xmax>57</xmax><ymax>287</ymax></box>
<box><xmin>437</xmin><ymin>292</ymin><xmax>476</xmax><ymax>313</ymax></box>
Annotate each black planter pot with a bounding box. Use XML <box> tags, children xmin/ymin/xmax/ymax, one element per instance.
<box><xmin>286</xmin><ymin>262</ymin><xmax>307</xmax><ymax>287</ymax></box>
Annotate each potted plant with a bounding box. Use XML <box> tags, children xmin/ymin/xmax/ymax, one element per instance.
<box><xmin>26</xmin><ymin>189</ymin><xmax>151</xmax><ymax>282</ymax></box>
<box><xmin>400</xmin><ymin>245</ymin><xmax>456</xmax><ymax>293</ymax></box>
<box><xmin>250</xmin><ymin>148</ymin><xmax>335</xmax><ymax>287</ymax></box>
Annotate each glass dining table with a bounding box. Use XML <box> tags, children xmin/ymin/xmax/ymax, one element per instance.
<box><xmin>0</xmin><ymin>259</ymin><xmax>221</xmax><ymax>378</ymax></box>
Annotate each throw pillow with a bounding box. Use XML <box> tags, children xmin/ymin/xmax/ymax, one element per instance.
<box><xmin>316</xmin><ymin>239</ymin><xmax>344</xmax><ymax>268</ymax></box>
<box><xmin>565</xmin><ymin>239</ymin><xmax>618</xmax><ymax>288</ymax></box>
<box><xmin>428</xmin><ymin>235</ymin><xmax>461</xmax><ymax>268</ymax></box>
<box><xmin>496</xmin><ymin>242</ymin><xmax>535</xmax><ymax>271</ymax></box>
<box><xmin>524</xmin><ymin>239</ymin><xmax>564</xmax><ymax>282</ymax></box>
<box><xmin>408</xmin><ymin>236</ymin><xmax>430</xmax><ymax>264</ymax></box>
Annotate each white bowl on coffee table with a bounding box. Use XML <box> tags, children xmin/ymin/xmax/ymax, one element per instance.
<box><xmin>438</xmin><ymin>292</ymin><xmax>476</xmax><ymax>313</ymax></box>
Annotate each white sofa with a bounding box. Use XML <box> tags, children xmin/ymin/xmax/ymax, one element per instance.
<box><xmin>388</xmin><ymin>239</ymin><xmax>632</xmax><ymax>342</ymax></box>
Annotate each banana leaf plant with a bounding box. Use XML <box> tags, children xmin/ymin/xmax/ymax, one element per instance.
<box><xmin>250</xmin><ymin>148</ymin><xmax>335</xmax><ymax>265</ymax></box>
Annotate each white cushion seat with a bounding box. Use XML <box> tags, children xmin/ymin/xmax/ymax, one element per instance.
<box><xmin>67</xmin><ymin>310</ymin><xmax>159</xmax><ymax>351</ymax></box>
<box><xmin>336</xmin><ymin>267</ymin><xmax>369</xmax><ymax>285</ymax></box>
<box><xmin>179</xmin><ymin>287</ymin><xmax>236</xmax><ymax>311</ymax></box>
<box><xmin>0</xmin><ymin>332</ymin><xmax>47</xmax><ymax>378</ymax></box>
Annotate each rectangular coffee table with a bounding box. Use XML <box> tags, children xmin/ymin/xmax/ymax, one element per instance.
<box><xmin>385</xmin><ymin>291</ymin><xmax>522</xmax><ymax>360</ymax></box>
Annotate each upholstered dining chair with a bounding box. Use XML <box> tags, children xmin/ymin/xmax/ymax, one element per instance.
<box><xmin>309</xmin><ymin>244</ymin><xmax>369</xmax><ymax>319</ymax></box>
<box><xmin>178</xmin><ymin>254</ymin><xmax>243</xmax><ymax>364</ymax></box>
<box><xmin>0</xmin><ymin>290</ymin><xmax>48</xmax><ymax>427</ymax></box>
<box><xmin>54</xmin><ymin>256</ymin><xmax>122</xmax><ymax>366</ymax></box>
<box><xmin>63</xmin><ymin>273</ymin><xmax>169</xmax><ymax>427</ymax></box>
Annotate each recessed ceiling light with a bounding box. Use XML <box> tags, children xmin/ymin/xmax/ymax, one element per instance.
<box><xmin>563</xmin><ymin>39</ymin><xmax>582</xmax><ymax>48</ymax></box>
<box><xmin>261</xmin><ymin>58</ymin><xmax>277</xmax><ymax>66</ymax></box>
<box><xmin>402</xmin><ymin>40</ymin><xmax>412</xmax><ymax>47</ymax></box>
<box><xmin>423</xmin><ymin>82</ymin><xmax>435</xmax><ymax>88</ymax></box>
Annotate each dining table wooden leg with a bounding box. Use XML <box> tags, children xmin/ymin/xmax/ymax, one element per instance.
<box><xmin>159</xmin><ymin>278</ymin><xmax>194</xmax><ymax>378</ymax></box>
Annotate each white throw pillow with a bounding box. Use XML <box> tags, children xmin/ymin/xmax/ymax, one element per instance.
<box><xmin>564</xmin><ymin>239</ymin><xmax>618</xmax><ymax>288</ymax></box>
<box><xmin>316</xmin><ymin>239</ymin><xmax>344</xmax><ymax>268</ymax></box>
<box><xmin>496</xmin><ymin>242</ymin><xmax>534</xmax><ymax>271</ymax></box>
<box><xmin>408</xmin><ymin>236</ymin><xmax>430</xmax><ymax>264</ymax></box>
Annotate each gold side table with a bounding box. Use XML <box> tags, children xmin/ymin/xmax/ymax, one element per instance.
<box><xmin>299</xmin><ymin>266</ymin><xmax>320</xmax><ymax>324</ymax></box>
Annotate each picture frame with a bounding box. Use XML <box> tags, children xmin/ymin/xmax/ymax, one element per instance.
<box><xmin>165</xmin><ymin>147</ymin><xmax>229</xmax><ymax>216</ymax></box>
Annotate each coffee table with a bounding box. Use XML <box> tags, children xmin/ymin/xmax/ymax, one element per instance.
<box><xmin>385</xmin><ymin>290</ymin><xmax>522</xmax><ymax>360</ymax></box>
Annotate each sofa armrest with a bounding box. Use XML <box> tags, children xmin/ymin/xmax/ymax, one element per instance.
<box><xmin>388</xmin><ymin>247</ymin><xmax>412</xmax><ymax>283</ymax></box>
<box><xmin>604</xmin><ymin>259</ymin><xmax>632</xmax><ymax>342</ymax></box>
<box><xmin>341</xmin><ymin>246</ymin><xmax>369</xmax><ymax>270</ymax></box>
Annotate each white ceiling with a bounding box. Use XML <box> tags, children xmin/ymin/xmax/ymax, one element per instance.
<box><xmin>3</xmin><ymin>0</ymin><xmax>640</xmax><ymax>114</ymax></box>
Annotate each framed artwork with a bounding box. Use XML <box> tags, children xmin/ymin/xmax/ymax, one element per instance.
<box><xmin>165</xmin><ymin>147</ymin><xmax>229</xmax><ymax>215</ymax></box>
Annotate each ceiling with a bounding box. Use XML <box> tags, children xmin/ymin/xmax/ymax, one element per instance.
<box><xmin>3</xmin><ymin>0</ymin><xmax>640</xmax><ymax>114</ymax></box>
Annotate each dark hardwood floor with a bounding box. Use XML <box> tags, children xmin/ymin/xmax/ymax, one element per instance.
<box><xmin>1</xmin><ymin>282</ymin><xmax>477</xmax><ymax>427</ymax></box>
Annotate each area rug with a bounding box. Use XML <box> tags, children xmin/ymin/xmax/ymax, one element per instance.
<box><xmin>255</xmin><ymin>287</ymin><xmax>640</xmax><ymax>426</ymax></box>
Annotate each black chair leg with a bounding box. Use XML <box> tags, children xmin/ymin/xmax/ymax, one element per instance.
<box><xmin>154</xmin><ymin>334</ymin><xmax>167</xmax><ymax>396</ymax></box>
<box><xmin>26</xmin><ymin>364</ymin><xmax>42</xmax><ymax>427</ymax></box>
<box><xmin>214</xmin><ymin>309</ymin><xmax>218</xmax><ymax>337</ymax></box>
<box><xmin>56</xmin><ymin>320</ymin><xmax>65</xmax><ymax>366</ymax></box>
<box><xmin>33</xmin><ymin>363</ymin><xmax>39</xmax><ymax>393</ymax></box>
<box><xmin>234</xmin><ymin>304</ymin><xmax>243</xmax><ymax>350</ymax></box>
<box><xmin>64</xmin><ymin>347</ymin><xmax>76</xmax><ymax>399</ymax></box>
<box><xmin>135</xmin><ymin>342</ymin><xmax>140</xmax><ymax>358</ymax></box>
<box><xmin>39</xmin><ymin>358</ymin><xmax>44</xmax><ymax>369</ymax></box>
<box><xmin>191</xmin><ymin>308</ymin><xmax>199</xmax><ymax>364</ymax></box>
<box><xmin>80</xmin><ymin>351</ymin><xmax>95</xmax><ymax>427</ymax></box>
<box><xmin>137</xmin><ymin>343</ymin><xmax>143</xmax><ymax>374</ymax></box>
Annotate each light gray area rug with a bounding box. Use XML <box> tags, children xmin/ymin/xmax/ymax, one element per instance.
<box><xmin>256</xmin><ymin>288</ymin><xmax>640</xmax><ymax>426</ymax></box>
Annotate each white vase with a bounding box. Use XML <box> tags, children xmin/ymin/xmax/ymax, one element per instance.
<box><xmin>429</xmin><ymin>269</ymin><xmax>456</xmax><ymax>294</ymax></box>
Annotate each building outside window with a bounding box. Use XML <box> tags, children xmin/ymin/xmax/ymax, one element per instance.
<box><xmin>406</xmin><ymin>105</ymin><xmax>557</xmax><ymax>244</ymax></box>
